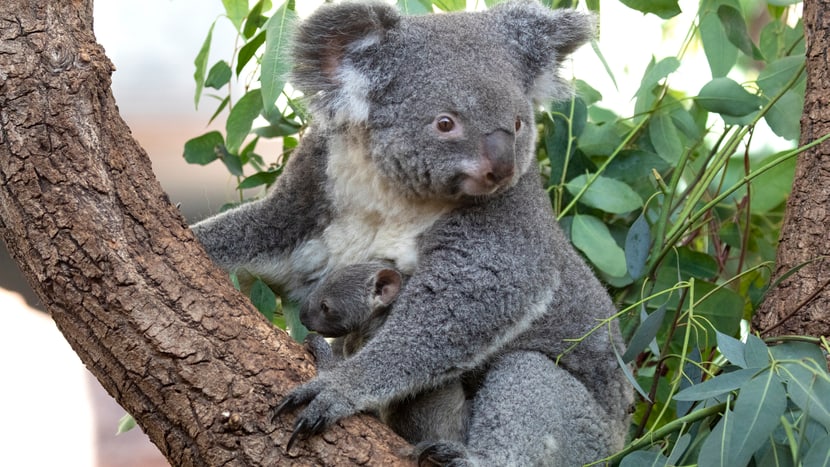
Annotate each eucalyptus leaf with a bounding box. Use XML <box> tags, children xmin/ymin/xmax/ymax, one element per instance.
<box><xmin>699</xmin><ymin>6</ymin><xmax>738</xmax><ymax>78</ymax></box>
<box><xmin>565</xmin><ymin>174</ymin><xmax>643</xmax><ymax>214</ymax></box>
<box><xmin>618</xmin><ymin>0</ymin><xmax>680</xmax><ymax>19</ymax></box>
<box><xmin>635</xmin><ymin>56</ymin><xmax>680</xmax><ymax>99</ymax></box>
<box><xmin>758</xmin><ymin>55</ymin><xmax>805</xmax><ymax>96</ymax></box>
<box><xmin>226</xmin><ymin>89</ymin><xmax>263</xmax><ymax>154</ymax></box>
<box><xmin>222</xmin><ymin>0</ymin><xmax>248</xmax><ymax>31</ymax></box>
<box><xmin>620</xmin><ymin>450</ymin><xmax>672</xmax><ymax>467</ymax></box>
<box><xmin>250</xmin><ymin>278</ymin><xmax>277</xmax><ymax>321</ymax></box>
<box><xmin>717</xmin><ymin>5</ymin><xmax>762</xmax><ymax>60</ymax></box>
<box><xmin>237</xmin><ymin>30</ymin><xmax>266</xmax><ymax>76</ymax></box>
<box><xmin>183</xmin><ymin>131</ymin><xmax>223</xmax><ymax>165</ymax></box>
<box><xmin>261</xmin><ymin>3</ymin><xmax>298</xmax><ymax>115</ymax></box>
<box><xmin>432</xmin><ymin>0</ymin><xmax>466</xmax><ymax>11</ymax></box>
<box><xmin>649</xmin><ymin>110</ymin><xmax>683</xmax><ymax>164</ymax></box>
<box><xmin>697</xmin><ymin>371</ymin><xmax>787</xmax><ymax>467</ymax></box>
<box><xmin>625</xmin><ymin>214</ymin><xmax>650</xmax><ymax>280</ymax></box>
<box><xmin>193</xmin><ymin>22</ymin><xmax>215</xmax><ymax>108</ymax></box>
<box><xmin>205</xmin><ymin>60</ymin><xmax>232</xmax><ymax>89</ymax></box>
<box><xmin>716</xmin><ymin>330</ymin><xmax>747</xmax><ymax>368</ymax></box>
<box><xmin>764</xmin><ymin>90</ymin><xmax>803</xmax><ymax>140</ymax></box>
<box><xmin>674</xmin><ymin>368</ymin><xmax>758</xmax><ymax>401</ymax></box>
<box><xmin>802</xmin><ymin>435</ymin><xmax>830</xmax><ymax>467</ymax></box>
<box><xmin>116</xmin><ymin>413</ymin><xmax>136</xmax><ymax>435</ymax></box>
<box><xmin>622</xmin><ymin>304</ymin><xmax>665</xmax><ymax>363</ymax></box>
<box><xmin>743</xmin><ymin>334</ymin><xmax>769</xmax><ymax>369</ymax></box>
<box><xmin>697</xmin><ymin>78</ymin><xmax>763</xmax><ymax>117</ymax></box>
<box><xmin>397</xmin><ymin>0</ymin><xmax>433</xmax><ymax>14</ymax></box>
<box><xmin>782</xmin><ymin>365</ymin><xmax>830</xmax><ymax>431</ymax></box>
<box><xmin>571</xmin><ymin>214</ymin><xmax>627</xmax><ymax>277</ymax></box>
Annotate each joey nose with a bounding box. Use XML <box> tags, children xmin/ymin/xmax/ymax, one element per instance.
<box><xmin>483</xmin><ymin>130</ymin><xmax>515</xmax><ymax>185</ymax></box>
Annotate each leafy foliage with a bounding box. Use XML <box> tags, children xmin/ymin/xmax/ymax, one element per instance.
<box><xmin>185</xmin><ymin>1</ymin><xmax>830</xmax><ymax>466</ymax></box>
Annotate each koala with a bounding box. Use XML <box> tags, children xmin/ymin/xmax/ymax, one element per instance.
<box><xmin>300</xmin><ymin>261</ymin><xmax>470</xmax><ymax>445</ymax></box>
<box><xmin>192</xmin><ymin>1</ymin><xmax>633</xmax><ymax>465</ymax></box>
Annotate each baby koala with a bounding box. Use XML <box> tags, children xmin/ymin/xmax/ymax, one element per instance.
<box><xmin>300</xmin><ymin>261</ymin><xmax>470</xmax><ymax>445</ymax></box>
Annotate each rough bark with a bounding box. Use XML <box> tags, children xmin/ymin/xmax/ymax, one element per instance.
<box><xmin>0</xmin><ymin>2</ymin><xmax>411</xmax><ymax>465</ymax></box>
<box><xmin>753</xmin><ymin>0</ymin><xmax>830</xmax><ymax>339</ymax></box>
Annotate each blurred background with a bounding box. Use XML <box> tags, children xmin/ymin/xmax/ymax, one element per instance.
<box><xmin>0</xmin><ymin>1</ymin><xmax>749</xmax><ymax>465</ymax></box>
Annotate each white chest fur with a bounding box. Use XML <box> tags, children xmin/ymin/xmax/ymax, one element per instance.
<box><xmin>320</xmin><ymin>135</ymin><xmax>451</xmax><ymax>275</ymax></box>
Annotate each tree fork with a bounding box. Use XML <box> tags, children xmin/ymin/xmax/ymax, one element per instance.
<box><xmin>0</xmin><ymin>2</ymin><xmax>411</xmax><ymax>465</ymax></box>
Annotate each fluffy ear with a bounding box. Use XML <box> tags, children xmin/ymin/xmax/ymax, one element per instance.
<box><xmin>291</xmin><ymin>2</ymin><xmax>400</xmax><ymax>125</ymax></box>
<box><xmin>373</xmin><ymin>269</ymin><xmax>402</xmax><ymax>307</ymax></box>
<box><xmin>491</xmin><ymin>1</ymin><xmax>595</xmax><ymax>103</ymax></box>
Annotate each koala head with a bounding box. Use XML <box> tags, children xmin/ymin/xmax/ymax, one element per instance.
<box><xmin>300</xmin><ymin>262</ymin><xmax>403</xmax><ymax>338</ymax></box>
<box><xmin>291</xmin><ymin>1</ymin><xmax>593</xmax><ymax>200</ymax></box>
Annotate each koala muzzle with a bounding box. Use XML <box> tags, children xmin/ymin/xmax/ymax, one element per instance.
<box><xmin>483</xmin><ymin>129</ymin><xmax>516</xmax><ymax>185</ymax></box>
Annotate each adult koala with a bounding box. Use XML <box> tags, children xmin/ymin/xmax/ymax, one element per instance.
<box><xmin>192</xmin><ymin>1</ymin><xmax>632</xmax><ymax>465</ymax></box>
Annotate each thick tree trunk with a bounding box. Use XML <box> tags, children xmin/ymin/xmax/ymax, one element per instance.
<box><xmin>753</xmin><ymin>0</ymin><xmax>830</xmax><ymax>339</ymax></box>
<box><xmin>0</xmin><ymin>2</ymin><xmax>411</xmax><ymax>465</ymax></box>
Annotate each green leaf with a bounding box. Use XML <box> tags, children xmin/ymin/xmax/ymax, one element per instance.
<box><xmin>183</xmin><ymin>131</ymin><xmax>224</xmax><ymax>165</ymax></box>
<box><xmin>649</xmin><ymin>110</ymin><xmax>684</xmax><ymax>164</ymax></box>
<box><xmin>618</xmin><ymin>0</ymin><xmax>681</xmax><ymax>19</ymax></box>
<box><xmin>622</xmin><ymin>304</ymin><xmax>665</xmax><ymax>363</ymax></box>
<box><xmin>674</xmin><ymin>368</ymin><xmax>758</xmax><ymax>401</ymax></box>
<box><xmin>717</xmin><ymin>5</ymin><xmax>762</xmax><ymax>60</ymax></box>
<box><xmin>205</xmin><ymin>60</ymin><xmax>232</xmax><ymax>89</ymax></box>
<box><xmin>802</xmin><ymin>435</ymin><xmax>830</xmax><ymax>467</ymax></box>
<box><xmin>697</xmin><ymin>77</ymin><xmax>763</xmax><ymax>117</ymax></box>
<box><xmin>223</xmin><ymin>0</ymin><xmax>248</xmax><ymax>31</ymax></box>
<box><xmin>243</xmin><ymin>0</ymin><xmax>266</xmax><ymax>39</ymax></box>
<box><xmin>226</xmin><ymin>89</ymin><xmax>263</xmax><ymax>154</ymax></box>
<box><xmin>758</xmin><ymin>55</ymin><xmax>805</xmax><ymax>96</ymax></box>
<box><xmin>635</xmin><ymin>56</ymin><xmax>680</xmax><ymax>99</ymax></box>
<box><xmin>743</xmin><ymin>334</ymin><xmax>769</xmax><ymax>369</ymax></box>
<box><xmin>250</xmin><ymin>278</ymin><xmax>277</xmax><ymax>321</ymax></box>
<box><xmin>565</xmin><ymin>174</ymin><xmax>643</xmax><ymax>214</ymax></box>
<box><xmin>261</xmin><ymin>3</ymin><xmax>298</xmax><ymax>115</ymax></box>
<box><xmin>571</xmin><ymin>214</ymin><xmax>627</xmax><ymax>277</ymax></box>
<box><xmin>193</xmin><ymin>22</ymin><xmax>216</xmax><ymax>108</ymax></box>
<box><xmin>216</xmin><ymin>145</ymin><xmax>244</xmax><ymax>177</ymax></box>
<box><xmin>620</xmin><ymin>451</ymin><xmax>672</xmax><ymax>467</ymax></box>
<box><xmin>764</xmin><ymin>89</ymin><xmax>802</xmax><ymax>140</ymax></box>
<box><xmin>716</xmin><ymin>330</ymin><xmax>747</xmax><ymax>368</ymax></box>
<box><xmin>237</xmin><ymin>30</ymin><xmax>266</xmax><ymax>76</ymax></box>
<box><xmin>397</xmin><ymin>0</ymin><xmax>433</xmax><ymax>14</ymax></box>
<box><xmin>238</xmin><ymin>170</ymin><xmax>281</xmax><ymax>190</ymax></box>
<box><xmin>282</xmin><ymin>298</ymin><xmax>308</xmax><ymax>343</ymax></box>
<box><xmin>699</xmin><ymin>5</ymin><xmax>738</xmax><ymax>78</ymax></box>
<box><xmin>208</xmin><ymin>95</ymin><xmax>231</xmax><ymax>125</ymax></box>
<box><xmin>783</xmin><ymin>365</ymin><xmax>830</xmax><ymax>431</ymax></box>
<box><xmin>625</xmin><ymin>213</ymin><xmax>651</xmax><ymax>280</ymax></box>
<box><xmin>116</xmin><ymin>413</ymin><xmax>136</xmax><ymax>435</ymax></box>
<box><xmin>697</xmin><ymin>371</ymin><xmax>787</xmax><ymax>467</ymax></box>
<box><xmin>432</xmin><ymin>0</ymin><xmax>465</xmax><ymax>11</ymax></box>
<box><xmin>766</xmin><ymin>0</ymin><xmax>802</xmax><ymax>5</ymax></box>
<box><xmin>612</xmin><ymin>336</ymin><xmax>652</xmax><ymax>402</ymax></box>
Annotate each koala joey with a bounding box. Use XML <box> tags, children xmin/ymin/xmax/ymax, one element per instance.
<box><xmin>301</xmin><ymin>261</ymin><xmax>470</xmax><ymax>446</ymax></box>
<box><xmin>192</xmin><ymin>1</ymin><xmax>633</xmax><ymax>465</ymax></box>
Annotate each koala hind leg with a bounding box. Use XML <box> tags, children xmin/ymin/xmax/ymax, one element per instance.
<box><xmin>420</xmin><ymin>351</ymin><xmax>619</xmax><ymax>467</ymax></box>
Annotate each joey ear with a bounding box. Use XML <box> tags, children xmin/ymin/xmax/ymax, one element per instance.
<box><xmin>491</xmin><ymin>2</ymin><xmax>594</xmax><ymax>103</ymax></box>
<box><xmin>291</xmin><ymin>2</ymin><xmax>400</xmax><ymax>124</ymax></box>
<box><xmin>373</xmin><ymin>269</ymin><xmax>402</xmax><ymax>307</ymax></box>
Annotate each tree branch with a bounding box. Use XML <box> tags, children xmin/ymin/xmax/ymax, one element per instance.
<box><xmin>0</xmin><ymin>2</ymin><xmax>411</xmax><ymax>465</ymax></box>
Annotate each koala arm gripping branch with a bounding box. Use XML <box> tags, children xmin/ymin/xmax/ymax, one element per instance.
<box><xmin>190</xmin><ymin>130</ymin><xmax>333</xmax><ymax>284</ymax></box>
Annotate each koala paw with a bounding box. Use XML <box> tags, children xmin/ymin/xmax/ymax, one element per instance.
<box><xmin>414</xmin><ymin>441</ymin><xmax>474</xmax><ymax>467</ymax></box>
<box><xmin>272</xmin><ymin>378</ymin><xmax>358</xmax><ymax>453</ymax></box>
<box><xmin>304</xmin><ymin>333</ymin><xmax>335</xmax><ymax>370</ymax></box>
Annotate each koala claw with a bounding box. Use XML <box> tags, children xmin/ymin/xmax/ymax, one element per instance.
<box><xmin>285</xmin><ymin>417</ymin><xmax>327</xmax><ymax>453</ymax></box>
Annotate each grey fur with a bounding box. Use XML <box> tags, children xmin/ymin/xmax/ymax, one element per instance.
<box><xmin>192</xmin><ymin>1</ymin><xmax>632</xmax><ymax>465</ymax></box>
<box><xmin>301</xmin><ymin>262</ymin><xmax>469</xmax><ymax>444</ymax></box>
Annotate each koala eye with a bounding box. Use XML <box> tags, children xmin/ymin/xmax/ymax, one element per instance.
<box><xmin>515</xmin><ymin>117</ymin><xmax>522</xmax><ymax>132</ymax></box>
<box><xmin>435</xmin><ymin>115</ymin><xmax>456</xmax><ymax>133</ymax></box>
<box><xmin>320</xmin><ymin>301</ymin><xmax>330</xmax><ymax>315</ymax></box>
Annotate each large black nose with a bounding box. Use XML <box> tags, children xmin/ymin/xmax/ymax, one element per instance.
<box><xmin>482</xmin><ymin>129</ymin><xmax>515</xmax><ymax>186</ymax></box>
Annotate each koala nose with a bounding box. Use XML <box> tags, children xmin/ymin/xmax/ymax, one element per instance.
<box><xmin>483</xmin><ymin>129</ymin><xmax>515</xmax><ymax>185</ymax></box>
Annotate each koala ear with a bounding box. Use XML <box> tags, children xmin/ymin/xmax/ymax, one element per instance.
<box><xmin>373</xmin><ymin>269</ymin><xmax>402</xmax><ymax>307</ymax></box>
<box><xmin>291</xmin><ymin>2</ymin><xmax>400</xmax><ymax>125</ymax></box>
<box><xmin>491</xmin><ymin>2</ymin><xmax>595</xmax><ymax>103</ymax></box>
